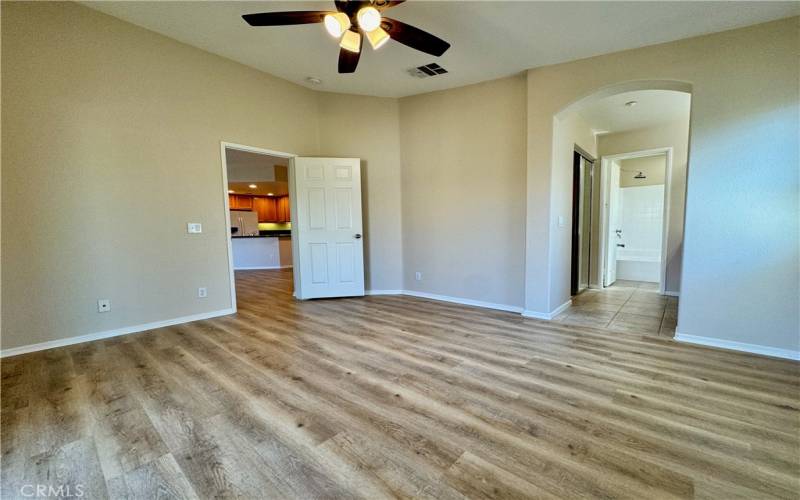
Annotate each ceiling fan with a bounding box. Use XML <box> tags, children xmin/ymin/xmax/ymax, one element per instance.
<box><xmin>242</xmin><ymin>0</ymin><xmax>451</xmax><ymax>74</ymax></box>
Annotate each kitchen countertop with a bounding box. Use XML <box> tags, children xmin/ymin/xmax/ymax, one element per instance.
<box><xmin>231</xmin><ymin>233</ymin><xmax>291</xmax><ymax>239</ymax></box>
<box><xmin>231</xmin><ymin>234</ymin><xmax>292</xmax><ymax>240</ymax></box>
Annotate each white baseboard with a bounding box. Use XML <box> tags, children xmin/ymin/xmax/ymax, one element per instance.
<box><xmin>234</xmin><ymin>265</ymin><xmax>292</xmax><ymax>271</ymax></box>
<box><xmin>663</xmin><ymin>290</ymin><xmax>680</xmax><ymax>297</ymax></box>
<box><xmin>522</xmin><ymin>299</ymin><xmax>572</xmax><ymax>320</ymax></box>
<box><xmin>0</xmin><ymin>308</ymin><xmax>236</xmax><ymax>358</ymax></box>
<box><xmin>368</xmin><ymin>289</ymin><xmax>521</xmax><ymax>313</ymax></box>
<box><xmin>402</xmin><ymin>290</ymin><xmax>524</xmax><ymax>313</ymax></box>
<box><xmin>674</xmin><ymin>332</ymin><xmax>800</xmax><ymax>361</ymax></box>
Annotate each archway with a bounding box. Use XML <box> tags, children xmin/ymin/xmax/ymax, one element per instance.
<box><xmin>525</xmin><ymin>79</ymin><xmax>693</xmax><ymax>331</ymax></box>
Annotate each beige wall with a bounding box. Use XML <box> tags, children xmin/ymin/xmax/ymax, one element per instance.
<box><xmin>399</xmin><ymin>76</ymin><xmax>527</xmax><ymax>308</ymax></box>
<box><xmin>316</xmin><ymin>92</ymin><xmax>403</xmax><ymax>292</ymax></box>
<box><xmin>1</xmin><ymin>1</ymin><xmax>321</xmax><ymax>350</ymax></box>
<box><xmin>525</xmin><ymin>17</ymin><xmax>799</xmax><ymax>352</ymax></box>
<box><xmin>598</xmin><ymin>119</ymin><xmax>690</xmax><ymax>293</ymax></box>
<box><xmin>0</xmin><ymin>2</ymin><xmax>404</xmax><ymax>351</ymax></box>
<box><xmin>550</xmin><ymin>113</ymin><xmax>596</xmax><ymax>308</ymax></box>
<box><xmin>618</xmin><ymin>156</ymin><xmax>666</xmax><ymax>187</ymax></box>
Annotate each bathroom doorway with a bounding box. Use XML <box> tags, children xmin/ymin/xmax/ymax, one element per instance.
<box><xmin>571</xmin><ymin>148</ymin><xmax>595</xmax><ymax>296</ymax></box>
<box><xmin>599</xmin><ymin>147</ymin><xmax>672</xmax><ymax>293</ymax></box>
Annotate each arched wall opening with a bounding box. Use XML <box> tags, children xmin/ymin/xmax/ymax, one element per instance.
<box><xmin>524</xmin><ymin>79</ymin><xmax>694</xmax><ymax>319</ymax></box>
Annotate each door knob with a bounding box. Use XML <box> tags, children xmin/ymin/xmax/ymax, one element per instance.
<box><xmin>354</xmin><ymin>234</ymin><xmax>362</xmax><ymax>239</ymax></box>
<box><xmin>617</xmin><ymin>243</ymin><xmax>625</xmax><ymax>247</ymax></box>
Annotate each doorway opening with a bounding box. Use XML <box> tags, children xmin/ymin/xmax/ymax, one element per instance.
<box><xmin>220</xmin><ymin>142</ymin><xmax>296</xmax><ymax>310</ymax></box>
<box><xmin>600</xmin><ymin>148</ymin><xmax>671</xmax><ymax>292</ymax></box>
<box><xmin>570</xmin><ymin>147</ymin><xmax>595</xmax><ymax>296</ymax></box>
<box><xmin>553</xmin><ymin>86</ymin><xmax>690</xmax><ymax>336</ymax></box>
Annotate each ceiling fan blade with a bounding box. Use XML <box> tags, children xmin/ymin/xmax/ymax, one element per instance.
<box><xmin>242</xmin><ymin>11</ymin><xmax>329</xmax><ymax>26</ymax></box>
<box><xmin>381</xmin><ymin>18</ymin><xmax>450</xmax><ymax>57</ymax></box>
<box><xmin>338</xmin><ymin>35</ymin><xmax>363</xmax><ymax>73</ymax></box>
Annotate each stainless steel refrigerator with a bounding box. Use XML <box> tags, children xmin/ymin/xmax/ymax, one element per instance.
<box><xmin>230</xmin><ymin>210</ymin><xmax>259</xmax><ymax>236</ymax></box>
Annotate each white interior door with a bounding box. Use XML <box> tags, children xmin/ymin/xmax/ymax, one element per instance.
<box><xmin>292</xmin><ymin>157</ymin><xmax>364</xmax><ymax>299</ymax></box>
<box><xmin>605</xmin><ymin>160</ymin><xmax>622</xmax><ymax>286</ymax></box>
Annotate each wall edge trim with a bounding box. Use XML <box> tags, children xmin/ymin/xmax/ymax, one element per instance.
<box><xmin>401</xmin><ymin>290</ymin><xmax>524</xmax><ymax>313</ymax></box>
<box><xmin>674</xmin><ymin>331</ymin><xmax>800</xmax><ymax>361</ymax></box>
<box><xmin>522</xmin><ymin>299</ymin><xmax>572</xmax><ymax>320</ymax></box>
<box><xmin>366</xmin><ymin>289</ymin><xmax>523</xmax><ymax>313</ymax></box>
<box><xmin>1</xmin><ymin>308</ymin><xmax>236</xmax><ymax>358</ymax></box>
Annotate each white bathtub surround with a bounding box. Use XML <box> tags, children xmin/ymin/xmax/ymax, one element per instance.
<box><xmin>616</xmin><ymin>184</ymin><xmax>664</xmax><ymax>283</ymax></box>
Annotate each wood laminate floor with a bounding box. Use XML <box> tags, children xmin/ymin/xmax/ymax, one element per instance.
<box><xmin>2</xmin><ymin>269</ymin><xmax>799</xmax><ymax>499</ymax></box>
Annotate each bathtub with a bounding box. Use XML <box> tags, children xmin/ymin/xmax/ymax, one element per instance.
<box><xmin>616</xmin><ymin>248</ymin><xmax>661</xmax><ymax>283</ymax></box>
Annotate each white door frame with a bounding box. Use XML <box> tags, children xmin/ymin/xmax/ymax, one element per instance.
<box><xmin>219</xmin><ymin>141</ymin><xmax>297</xmax><ymax>311</ymax></box>
<box><xmin>598</xmin><ymin>147</ymin><xmax>673</xmax><ymax>294</ymax></box>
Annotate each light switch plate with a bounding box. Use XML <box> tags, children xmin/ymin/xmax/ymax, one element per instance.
<box><xmin>97</xmin><ymin>299</ymin><xmax>111</xmax><ymax>313</ymax></box>
<box><xmin>558</xmin><ymin>216</ymin><xmax>565</xmax><ymax>228</ymax></box>
<box><xmin>187</xmin><ymin>223</ymin><xmax>202</xmax><ymax>234</ymax></box>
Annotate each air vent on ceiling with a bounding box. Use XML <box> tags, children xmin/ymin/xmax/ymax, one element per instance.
<box><xmin>408</xmin><ymin>62</ymin><xmax>448</xmax><ymax>78</ymax></box>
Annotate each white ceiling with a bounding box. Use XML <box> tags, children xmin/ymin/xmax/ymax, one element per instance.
<box><xmin>228</xmin><ymin>181</ymin><xmax>289</xmax><ymax>197</ymax></box>
<box><xmin>578</xmin><ymin>90</ymin><xmax>691</xmax><ymax>134</ymax></box>
<box><xmin>84</xmin><ymin>1</ymin><xmax>799</xmax><ymax>98</ymax></box>
<box><xmin>225</xmin><ymin>149</ymin><xmax>289</xmax><ymax>195</ymax></box>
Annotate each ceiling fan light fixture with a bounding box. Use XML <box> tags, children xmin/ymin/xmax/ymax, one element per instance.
<box><xmin>357</xmin><ymin>6</ymin><xmax>381</xmax><ymax>32</ymax></box>
<box><xmin>324</xmin><ymin>12</ymin><xmax>350</xmax><ymax>37</ymax></box>
<box><xmin>340</xmin><ymin>30</ymin><xmax>362</xmax><ymax>53</ymax></box>
<box><xmin>366</xmin><ymin>27</ymin><xmax>390</xmax><ymax>50</ymax></box>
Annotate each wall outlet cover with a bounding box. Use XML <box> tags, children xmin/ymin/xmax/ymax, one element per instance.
<box><xmin>198</xmin><ymin>287</ymin><xmax>208</xmax><ymax>298</ymax></box>
<box><xmin>415</xmin><ymin>272</ymin><xmax>423</xmax><ymax>281</ymax></box>
<box><xmin>187</xmin><ymin>223</ymin><xmax>202</xmax><ymax>234</ymax></box>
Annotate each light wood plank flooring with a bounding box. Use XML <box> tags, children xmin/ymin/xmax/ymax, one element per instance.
<box><xmin>2</xmin><ymin>269</ymin><xmax>799</xmax><ymax>499</ymax></box>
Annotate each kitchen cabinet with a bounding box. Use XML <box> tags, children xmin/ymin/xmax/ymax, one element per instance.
<box><xmin>277</xmin><ymin>196</ymin><xmax>291</xmax><ymax>222</ymax></box>
<box><xmin>229</xmin><ymin>194</ymin><xmax>253</xmax><ymax>210</ymax></box>
<box><xmin>254</xmin><ymin>196</ymin><xmax>277</xmax><ymax>223</ymax></box>
<box><xmin>229</xmin><ymin>194</ymin><xmax>289</xmax><ymax>223</ymax></box>
<box><xmin>235</xmin><ymin>195</ymin><xmax>253</xmax><ymax>210</ymax></box>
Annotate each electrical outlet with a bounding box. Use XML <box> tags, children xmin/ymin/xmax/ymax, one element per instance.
<box><xmin>187</xmin><ymin>223</ymin><xmax>202</xmax><ymax>234</ymax></box>
<box><xmin>415</xmin><ymin>272</ymin><xmax>423</xmax><ymax>281</ymax></box>
<box><xmin>198</xmin><ymin>287</ymin><xmax>208</xmax><ymax>298</ymax></box>
<box><xmin>97</xmin><ymin>299</ymin><xmax>111</xmax><ymax>313</ymax></box>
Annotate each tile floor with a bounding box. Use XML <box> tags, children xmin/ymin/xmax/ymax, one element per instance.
<box><xmin>555</xmin><ymin>280</ymin><xmax>678</xmax><ymax>337</ymax></box>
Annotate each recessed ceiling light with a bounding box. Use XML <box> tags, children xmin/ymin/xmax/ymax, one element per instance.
<box><xmin>625</xmin><ymin>100</ymin><xmax>638</xmax><ymax>107</ymax></box>
<box><xmin>267</xmin><ymin>192</ymin><xmax>274</xmax><ymax>196</ymax></box>
<box><xmin>249</xmin><ymin>184</ymin><xmax>257</xmax><ymax>188</ymax></box>
<box><xmin>306</xmin><ymin>76</ymin><xmax>322</xmax><ymax>85</ymax></box>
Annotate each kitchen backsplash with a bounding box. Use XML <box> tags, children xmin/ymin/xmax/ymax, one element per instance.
<box><xmin>258</xmin><ymin>222</ymin><xmax>291</xmax><ymax>231</ymax></box>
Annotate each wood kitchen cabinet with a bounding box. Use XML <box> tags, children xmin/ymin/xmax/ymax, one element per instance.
<box><xmin>277</xmin><ymin>196</ymin><xmax>291</xmax><ymax>222</ymax></box>
<box><xmin>235</xmin><ymin>195</ymin><xmax>253</xmax><ymax>210</ymax></box>
<box><xmin>254</xmin><ymin>196</ymin><xmax>277</xmax><ymax>223</ymax></box>
<box><xmin>229</xmin><ymin>194</ymin><xmax>289</xmax><ymax>223</ymax></box>
<box><xmin>228</xmin><ymin>194</ymin><xmax>254</xmax><ymax>210</ymax></box>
